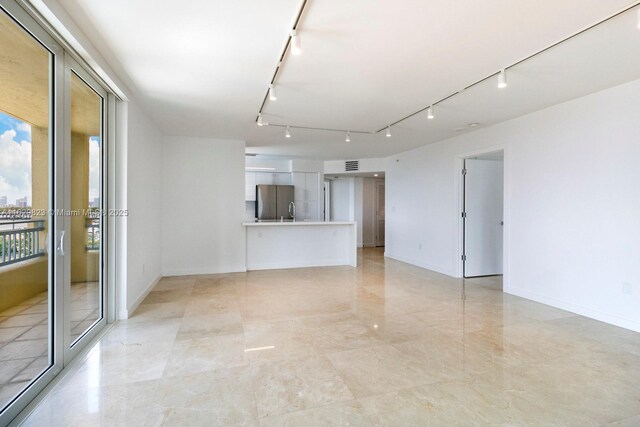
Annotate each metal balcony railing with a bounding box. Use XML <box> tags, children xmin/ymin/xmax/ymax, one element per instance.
<box><xmin>86</xmin><ymin>217</ymin><xmax>100</xmax><ymax>251</ymax></box>
<box><xmin>0</xmin><ymin>219</ymin><xmax>46</xmax><ymax>267</ymax></box>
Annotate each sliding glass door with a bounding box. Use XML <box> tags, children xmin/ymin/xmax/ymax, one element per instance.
<box><xmin>0</xmin><ymin>0</ymin><xmax>111</xmax><ymax>422</ymax></box>
<box><xmin>0</xmin><ymin>2</ymin><xmax>59</xmax><ymax>421</ymax></box>
<box><xmin>64</xmin><ymin>58</ymin><xmax>107</xmax><ymax>358</ymax></box>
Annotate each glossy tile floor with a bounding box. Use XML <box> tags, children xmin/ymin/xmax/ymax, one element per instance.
<box><xmin>20</xmin><ymin>248</ymin><xmax>640</xmax><ymax>426</ymax></box>
<box><xmin>0</xmin><ymin>282</ymin><xmax>99</xmax><ymax>410</ymax></box>
<box><xmin>0</xmin><ymin>292</ymin><xmax>48</xmax><ymax>411</ymax></box>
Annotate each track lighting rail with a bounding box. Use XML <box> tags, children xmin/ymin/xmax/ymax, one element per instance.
<box><xmin>257</xmin><ymin>1</ymin><xmax>640</xmax><ymax>138</ymax></box>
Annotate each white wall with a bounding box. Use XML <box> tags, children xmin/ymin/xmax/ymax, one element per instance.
<box><xmin>386</xmin><ymin>79</ymin><xmax>640</xmax><ymax>332</ymax></box>
<box><xmin>331</xmin><ymin>177</ymin><xmax>354</xmax><ymax>222</ymax></box>
<box><xmin>330</xmin><ymin>177</ymin><xmax>365</xmax><ymax>246</ymax></box>
<box><xmin>162</xmin><ymin>136</ymin><xmax>246</xmax><ymax>276</ymax></box>
<box><xmin>121</xmin><ymin>100</ymin><xmax>163</xmax><ymax>318</ymax></box>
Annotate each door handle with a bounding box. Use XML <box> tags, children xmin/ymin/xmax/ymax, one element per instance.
<box><xmin>57</xmin><ymin>230</ymin><xmax>65</xmax><ymax>256</ymax></box>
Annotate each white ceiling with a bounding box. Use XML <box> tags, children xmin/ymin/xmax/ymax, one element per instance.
<box><xmin>58</xmin><ymin>0</ymin><xmax>640</xmax><ymax>159</ymax></box>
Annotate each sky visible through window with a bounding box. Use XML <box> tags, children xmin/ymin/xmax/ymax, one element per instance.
<box><xmin>0</xmin><ymin>111</ymin><xmax>32</xmax><ymax>206</ymax></box>
<box><xmin>0</xmin><ymin>110</ymin><xmax>100</xmax><ymax>207</ymax></box>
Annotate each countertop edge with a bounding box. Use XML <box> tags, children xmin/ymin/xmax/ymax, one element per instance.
<box><xmin>242</xmin><ymin>221</ymin><xmax>356</xmax><ymax>227</ymax></box>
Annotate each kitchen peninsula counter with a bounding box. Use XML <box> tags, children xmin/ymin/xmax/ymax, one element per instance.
<box><xmin>243</xmin><ymin>221</ymin><xmax>357</xmax><ymax>270</ymax></box>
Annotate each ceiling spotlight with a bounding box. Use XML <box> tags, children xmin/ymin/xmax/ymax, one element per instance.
<box><xmin>427</xmin><ymin>105</ymin><xmax>434</xmax><ymax>120</ymax></box>
<box><xmin>290</xmin><ymin>29</ymin><xmax>301</xmax><ymax>55</ymax></box>
<box><xmin>285</xmin><ymin>126</ymin><xmax>291</xmax><ymax>138</ymax></box>
<box><xmin>373</xmin><ymin>174</ymin><xmax>379</xmax><ymax>177</ymax></box>
<box><xmin>345</xmin><ymin>131</ymin><xmax>351</xmax><ymax>142</ymax></box>
<box><xmin>497</xmin><ymin>69</ymin><xmax>508</xmax><ymax>89</ymax></box>
<box><xmin>386</xmin><ymin>126</ymin><xmax>391</xmax><ymax>138</ymax></box>
<box><xmin>257</xmin><ymin>114</ymin><xmax>264</xmax><ymax>126</ymax></box>
<box><xmin>269</xmin><ymin>84</ymin><xmax>277</xmax><ymax>101</ymax></box>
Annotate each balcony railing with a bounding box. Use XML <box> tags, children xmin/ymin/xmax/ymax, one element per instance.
<box><xmin>86</xmin><ymin>217</ymin><xmax>100</xmax><ymax>251</ymax></box>
<box><xmin>0</xmin><ymin>219</ymin><xmax>46</xmax><ymax>267</ymax></box>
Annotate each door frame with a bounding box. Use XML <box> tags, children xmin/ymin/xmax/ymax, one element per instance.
<box><xmin>0</xmin><ymin>1</ymin><xmax>117</xmax><ymax>422</ymax></box>
<box><xmin>374</xmin><ymin>180</ymin><xmax>385</xmax><ymax>247</ymax></box>
<box><xmin>455</xmin><ymin>145</ymin><xmax>510</xmax><ymax>287</ymax></box>
<box><xmin>0</xmin><ymin>1</ymin><xmax>62</xmax><ymax>423</ymax></box>
<box><xmin>323</xmin><ymin>179</ymin><xmax>331</xmax><ymax>221</ymax></box>
<box><xmin>62</xmin><ymin>53</ymin><xmax>109</xmax><ymax>362</ymax></box>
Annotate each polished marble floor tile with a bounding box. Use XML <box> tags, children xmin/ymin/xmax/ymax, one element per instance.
<box><xmin>16</xmin><ymin>248</ymin><xmax>640</xmax><ymax>426</ymax></box>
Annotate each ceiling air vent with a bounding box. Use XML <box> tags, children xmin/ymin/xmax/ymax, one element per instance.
<box><xmin>345</xmin><ymin>160</ymin><xmax>359</xmax><ymax>172</ymax></box>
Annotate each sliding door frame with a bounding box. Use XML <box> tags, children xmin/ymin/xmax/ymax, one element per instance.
<box><xmin>0</xmin><ymin>0</ymin><xmax>117</xmax><ymax>423</ymax></box>
<box><xmin>62</xmin><ymin>54</ymin><xmax>110</xmax><ymax>362</ymax></box>
<box><xmin>0</xmin><ymin>0</ymin><xmax>62</xmax><ymax>423</ymax></box>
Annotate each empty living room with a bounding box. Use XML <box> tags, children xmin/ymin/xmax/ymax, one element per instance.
<box><xmin>0</xmin><ymin>0</ymin><xmax>639</xmax><ymax>425</ymax></box>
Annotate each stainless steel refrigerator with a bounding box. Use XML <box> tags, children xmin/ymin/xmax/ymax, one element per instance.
<box><xmin>255</xmin><ymin>185</ymin><xmax>295</xmax><ymax>221</ymax></box>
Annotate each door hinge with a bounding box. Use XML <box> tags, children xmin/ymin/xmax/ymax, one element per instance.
<box><xmin>461</xmin><ymin>254</ymin><xmax>467</xmax><ymax>261</ymax></box>
<box><xmin>461</xmin><ymin>212</ymin><xmax>467</xmax><ymax>218</ymax></box>
<box><xmin>462</xmin><ymin>168</ymin><xmax>467</xmax><ymax>175</ymax></box>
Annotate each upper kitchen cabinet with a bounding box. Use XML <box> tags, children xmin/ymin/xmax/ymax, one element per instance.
<box><xmin>246</xmin><ymin>172</ymin><xmax>293</xmax><ymax>201</ymax></box>
<box><xmin>255</xmin><ymin>172</ymin><xmax>273</xmax><ymax>186</ymax></box>
<box><xmin>293</xmin><ymin>172</ymin><xmax>320</xmax><ymax>220</ymax></box>
<box><xmin>306</xmin><ymin>173</ymin><xmax>318</xmax><ymax>201</ymax></box>
<box><xmin>245</xmin><ymin>172</ymin><xmax>257</xmax><ymax>201</ymax></box>
<box><xmin>293</xmin><ymin>172</ymin><xmax>318</xmax><ymax>201</ymax></box>
<box><xmin>274</xmin><ymin>173</ymin><xmax>292</xmax><ymax>185</ymax></box>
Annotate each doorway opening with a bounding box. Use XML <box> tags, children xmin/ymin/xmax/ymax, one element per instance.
<box><xmin>462</xmin><ymin>150</ymin><xmax>504</xmax><ymax>282</ymax></box>
<box><xmin>324</xmin><ymin>173</ymin><xmax>384</xmax><ymax>248</ymax></box>
<box><xmin>374</xmin><ymin>180</ymin><xmax>385</xmax><ymax>247</ymax></box>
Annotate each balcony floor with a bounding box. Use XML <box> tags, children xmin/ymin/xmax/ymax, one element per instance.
<box><xmin>0</xmin><ymin>282</ymin><xmax>99</xmax><ymax>409</ymax></box>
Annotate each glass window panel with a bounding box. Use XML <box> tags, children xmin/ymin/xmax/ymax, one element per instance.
<box><xmin>0</xmin><ymin>8</ymin><xmax>52</xmax><ymax>411</ymax></box>
<box><xmin>69</xmin><ymin>72</ymin><xmax>102</xmax><ymax>344</ymax></box>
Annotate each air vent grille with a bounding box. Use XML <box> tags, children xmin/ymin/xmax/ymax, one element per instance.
<box><xmin>345</xmin><ymin>160</ymin><xmax>359</xmax><ymax>172</ymax></box>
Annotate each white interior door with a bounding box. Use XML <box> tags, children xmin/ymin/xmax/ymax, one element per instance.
<box><xmin>464</xmin><ymin>158</ymin><xmax>504</xmax><ymax>277</ymax></box>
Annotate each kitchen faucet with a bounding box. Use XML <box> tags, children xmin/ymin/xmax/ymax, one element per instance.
<box><xmin>289</xmin><ymin>201</ymin><xmax>296</xmax><ymax>221</ymax></box>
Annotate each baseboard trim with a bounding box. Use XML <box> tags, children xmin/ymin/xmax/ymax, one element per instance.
<box><xmin>119</xmin><ymin>274</ymin><xmax>161</xmax><ymax>320</ymax></box>
<box><xmin>162</xmin><ymin>265</ymin><xmax>247</xmax><ymax>277</ymax></box>
<box><xmin>384</xmin><ymin>252</ymin><xmax>456</xmax><ymax>277</ymax></box>
<box><xmin>246</xmin><ymin>260</ymin><xmax>353</xmax><ymax>271</ymax></box>
<box><xmin>505</xmin><ymin>286</ymin><xmax>640</xmax><ymax>333</ymax></box>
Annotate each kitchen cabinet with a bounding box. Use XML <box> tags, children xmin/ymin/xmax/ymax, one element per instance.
<box><xmin>255</xmin><ymin>172</ymin><xmax>273</xmax><ymax>186</ymax></box>
<box><xmin>292</xmin><ymin>172</ymin><xmax>319</xmax><ymax>220</ymax></box>
<box><xmin>274</xmin><ymin>173</ymin><xmax>292</xmax><ymax>185</ymax></box>
<box><xmin>246</xmin><ymin>172</ymin><xmax>293</xmax><ymax>201</ymax></box>
<box><xmin>245</xmin><ymin>172</ymin><xmax>257</xmax><ymax>201</ymax></box>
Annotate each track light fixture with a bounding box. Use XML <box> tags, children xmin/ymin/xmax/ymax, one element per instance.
<box><xmin>259</xmin><ymin>4</ymin><xmax>640</xmax><ymax>138</ymax></box>
<box><xmin>498</xmin><ymin>69</ymin><xmax>508</xmax><ymax>89</ymax></box>
<box><xmin>290</xmin><ymin>29</ymin><xmax>301</xmax><ymax>55</ymax></box>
